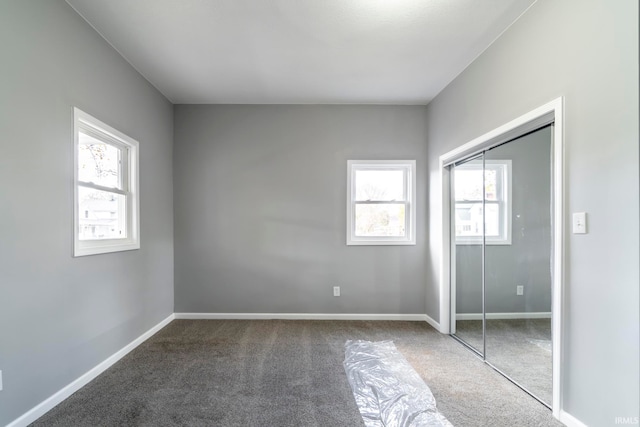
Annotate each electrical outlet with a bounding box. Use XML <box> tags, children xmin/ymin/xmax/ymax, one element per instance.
<box><xmin>0</xmin><ymin>370</ymin><xmax>3</xmax><ymax>391</ymax></box>
<box><xmin>516</xmin><ymin>285</ymin><xmax>524</xmax><ymax>296</ymax></box>
<box><xmin>333</xmin><ymin>286</ymin><xmax>340</xmax><ymax>297</ymax></box>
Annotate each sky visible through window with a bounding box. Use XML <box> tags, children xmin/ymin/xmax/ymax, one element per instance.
<box><xmin>355</xmin><ymin>170</ymin><xmax>404</xmax><ymax>201</ymax></box>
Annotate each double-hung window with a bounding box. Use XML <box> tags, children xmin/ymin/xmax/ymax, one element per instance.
<box><xmin>454</xmin><ymin>159</ymin><xmax>511</xmax><ymax>245</ymax></box>
<box><xmin>73</xmin><ymin>108</ymin><xmax>139</xmax><ymax>256</ymax></box>
<box><xmin>347</xmin><ymin>160</ymin><xmax>416</xmax><ymax>245</ymax></box>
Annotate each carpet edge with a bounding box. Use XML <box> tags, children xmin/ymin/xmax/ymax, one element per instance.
<box><xmin>6</xmin><ymin>313</ymin><xmax>175</xmax><ymax>427</ymax></box>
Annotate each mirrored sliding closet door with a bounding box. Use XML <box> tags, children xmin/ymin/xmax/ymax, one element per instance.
<box><xmin>451</xmin><ymin>125</ymin><xmax>553</xmax><ymax>407</ymax></box>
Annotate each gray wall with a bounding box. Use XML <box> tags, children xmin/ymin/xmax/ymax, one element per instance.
<box><xmin>425</xmin><ymin>0</ymin><xmax>639</xmax><ymax>425</ymax></box>
<box><xmin>174</xmin><ymin>105</ymin><xmax>427</xmax><ymax>314</ymax></box>
<box><xmin>456</xmin><ymin>126</ymin><xmax>552</xmax><ymax>314</ymax></box>
<box><xmin>0</xmin><ymin>1</ymin><xmax>174</xmax><ymax>425</ymax></box>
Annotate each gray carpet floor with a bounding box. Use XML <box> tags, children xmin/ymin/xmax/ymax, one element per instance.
<box><xmin>455</xmin><ymin>319</ymin><xmax>552</xmax><ymax>405</ymax></box>
<box><xmin>32</xmin><ymin>320</ymin><xmax>562</xmax><ymax>427</ymax></box>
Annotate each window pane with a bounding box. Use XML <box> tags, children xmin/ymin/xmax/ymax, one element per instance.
<box><xmin>455</xmin><ymin>202</ymin><xmax>500</xmax><ymax>238</ymax></box>
<box><xmin>78</xmin><ymin>131</ymin><xmax>121</xmax><ymax>189</ymax></box>
<box><xmin>78</xmin><ymin>186</ymin><xmax>126</xmax><ymax>240</ymax></box>
<box><xmin>355</xmin><ymin>203</ymin><xmax>406</xmax><ymax>237</ymax></box>
<box><xmin>355</xmin><ymin>170</ymin><xmax>404</xmax><ymax>201</ymax></box>
<box><xmin>454</xmin><ymin>167</ymin><xmax>498</xmax><ymax>201</ymax></box>
<box><xmin>484</xmin><ymin>169</ymin><xmax>498</xmax><ymax>201</ymax></box>
<box><xmin>454</xmin><ymin>169</ymin><xmax>483</xmax><ymax>201</ymax></box>
<box><xmin>455</xmin><ymin>202</ymin><xmax>482</xmax><ymax>236</ymax></box>
<box><xmin>484</xmin><ymin>203</ymin><xmax>500</xmax><ymax>236</ymax></box>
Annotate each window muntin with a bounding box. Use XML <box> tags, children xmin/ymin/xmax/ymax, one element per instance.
<box><xmin>73</xmin><ymin>108</ymin><xmax>139</xmax><ymax>256</ymax></box>
<box><xmin>347</xmin><ymin>160</ymin><xmax>416</xmax><ymax>245</ymax></box>
<box><xmin>454</xmin><ymin>159</ymin><xmax>511</xmax><ymax>245</ymax></box>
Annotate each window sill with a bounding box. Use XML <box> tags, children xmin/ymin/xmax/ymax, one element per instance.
<box><xmin>455</xmin><ymin>239</ymin><xmax>512</xmax><ymax>246</ymax></box>
<box><xmin>347</xmin><ymin>238</ymin><xmax>416</xmax><ymax>246</ymax></box>
<box><xmin>74</xmin><ymin>239</ymin><xmax>140</xmax><ymax>257</ymax></box>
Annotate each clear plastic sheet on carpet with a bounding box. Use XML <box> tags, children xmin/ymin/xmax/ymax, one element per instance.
<box><xmin>344</xmin><ymin>340</ymin><xmax>453</xmax><ymax>427</ymax></box>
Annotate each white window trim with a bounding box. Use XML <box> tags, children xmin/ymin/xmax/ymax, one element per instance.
<box><xmin>454</xmin><ymin>159</ymin><xmax>512</xmax><ymax>245</ymax></box>
<box><xmin>73</xmin><ymin>107</ymin><xmax>140</xmax><ymax>257</ymax></box>
<box><xmin>347</xmin><ymin>160</ymin><xmax>416</xmax><ymax>246</ymax></box>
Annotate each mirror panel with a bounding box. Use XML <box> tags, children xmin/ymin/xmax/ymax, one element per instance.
<box><xmin>484</xmin><ymin>126</ymin><xmax>553</xmax><ymax>405</ymax></box>
<box><xmin>452</xmin><ymin>155</ymin><xmax>484</xmax><ymax>355</ymax></box>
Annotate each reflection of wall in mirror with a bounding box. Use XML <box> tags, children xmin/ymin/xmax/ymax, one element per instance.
<box><xmin>456</xmin><ymin>126</ymin><xmax>552</xmax><ymax>315</ymax></box>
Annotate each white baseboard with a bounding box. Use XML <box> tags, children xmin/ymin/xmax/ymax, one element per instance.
<box><xmin>424</xmin><ymin>313</ymin><xmax>442</xmax><ymax>332</ymax></box>
<box><xmin>174</xmin><ymin>312</ymin><xmax>428</xmax><ymax>321</ymax></box>
<box><xmin>456</xmin><ymin>312</ymin><xmax>552</xmax><ymax>320</ymax></box>
<box><xmin>7</xmin><ymin>313</ymin><xmax>175</xmax><ymax>427</ymax></box>
<box><xmin>559</xmin><ymin>410</ymin><xmax>588</xmax><ymax>427</ymax></box>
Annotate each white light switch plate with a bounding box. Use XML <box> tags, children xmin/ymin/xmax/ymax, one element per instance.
<box><xmin>573</xmin><ymin>212</ymin><xmax>587</xmax><ymax>234</ymax></box>
<box><xmin>333</xmin><ymin>286</ymin><xmax>340</xmax><ymax>297</ymax></box>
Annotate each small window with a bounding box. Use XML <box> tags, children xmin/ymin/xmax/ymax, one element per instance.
<box><xmin>454</xmin><ymin>159</ymin><xmax>511</xmax><ymax>245</ymax></box>
<box><xmin>347</xmin><ymin>160</ymin><xmax>416</xmax><ymax>245</ymax></box>
<box><xmin>73</xmin><ymin>108</ymin><xmax>139</xmax><ymax>256</ymax></box>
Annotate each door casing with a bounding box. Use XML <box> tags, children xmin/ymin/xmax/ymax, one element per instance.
<box><xmin>437</xmin><ymin>97</ymin><xmax>564</xmax><ymax>418</ymax></box>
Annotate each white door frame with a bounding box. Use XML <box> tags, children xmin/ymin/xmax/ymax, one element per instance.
<box><xmin>437</xmin><ymin>97</ymin><xmax>564</xmax><ymax>418</ymax></box>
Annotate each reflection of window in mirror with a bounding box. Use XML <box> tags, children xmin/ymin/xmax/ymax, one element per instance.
<box><xmin>454</xmin><ymin>160</ymin><xmax>511</xmax><ymax>245</ymax></box>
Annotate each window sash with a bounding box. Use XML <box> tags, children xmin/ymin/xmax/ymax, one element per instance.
<box><xmin>353</xmin><ymin>166</ymin><xmax>409</xmax><ymax>202</ymax></box>
<box><xmin>77</xmin><ymin>186</ymin><xmax>128</xmax><ymax>241</ymax></box>
<box><xmin>78</xmin><ymin>126</ymin><xmax>129</xmax><ymax>193</ymax></box>
<box><xmin>353</xmin><ymin>201</ymin><xmax>409</xmax><ymax>238</ymax></box>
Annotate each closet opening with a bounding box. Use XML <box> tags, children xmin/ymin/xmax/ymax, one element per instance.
<box><xmin>437</xmin><ymin>98</ymin><xmax>564</xmax><ymax>416</ymax></box>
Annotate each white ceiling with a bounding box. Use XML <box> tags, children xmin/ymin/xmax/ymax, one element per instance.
<box><xmin>66</xmin><ymin>0</ymin><xmax>535</xmax><ymax>105</ymax></box>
